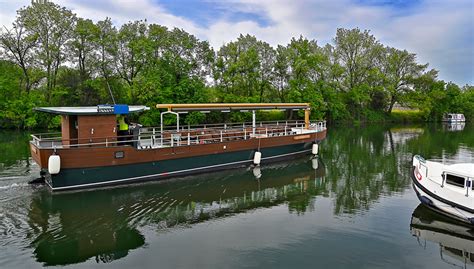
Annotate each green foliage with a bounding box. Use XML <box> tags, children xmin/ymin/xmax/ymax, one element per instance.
<box><xmin>455</xmin><ymin>86</ymin><xmax>474</xmax><ymax>120</ymax></box>
<box><xmin>1</xmin><ymin>92</ymin><xmax>44</xmax><ymax>129</ymax></box>
<box><xmin>389</xmin><ymin>110</ymin><xmax>424</xmax><ymax>123</ymax></box>
<box><xmin>256</xmin><ymin>110</ymin><xmax>286</xmax><ymax>121</ymax></box>
<box><xmin>363</xmin><ymin>109</ymin><xmax>386</xmax><ymax>123</ymax></box>
<box><xmin>0</xmin><ymin>2</ymin><xmax>472</xmax><ymax>129</ymax></box>
<box><xmin>0</xmin><ymin>60</ymin><xmax>22</xmax><ymax>102</ymax></box>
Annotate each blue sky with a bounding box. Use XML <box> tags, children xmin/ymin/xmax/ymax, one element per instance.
<box><xmin>1</xmin><ymin>0</ymin><xmax>473</xmax><ymax>85</ymax></box>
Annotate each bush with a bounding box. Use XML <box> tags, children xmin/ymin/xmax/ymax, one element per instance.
<box><xmin>389</xmin><ymin>110</ymin><xmax>425</xmax><ymax>123</ymax></box>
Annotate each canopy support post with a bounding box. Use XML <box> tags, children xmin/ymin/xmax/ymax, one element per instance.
<box><xmin>305</xmin><ymin>108</ymin><xmax>310</xmax><ymax>129</ymax></box>
<box><xmin>252</xmin><ymin>110</ymin><xmax>256</xmax><ymax>136</ymax></box>
<box><xmin>160</xmin><ymin>110</ymin><xmax>180</xmax><ymax>147</ymax></box>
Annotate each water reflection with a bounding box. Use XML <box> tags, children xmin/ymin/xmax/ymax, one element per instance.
<box><xmin>410</xmin><ymin>205</ymin><xmax>474</xmax><ymax>269</ymax></box>
<box><xmin>28</xmin><ymin>191</ymin><xmax>145</xmax><ymax>266</ymax></box>
<box><xmin>322</xmin><ymin>125</ymin><xmax>419</xmax><ymax>214</ymax></box>
<box><xmin>26</xmin><ymin>157</ymin><xmax>325</xmax><ymax>265</ymax></box>
<box><xmin>0</xmin><ymin>131</ymin><xmax>32</xmax><ymax>169</ymax></box>
<box><xmin>443</xmin><ymin>122</ymin><xmax>466</xmax><ymax>132</ymax></box>
<box><xmin>1</xmin><ymin>123</ymin><xmax>473</xmax><ymax>267</ymax></box>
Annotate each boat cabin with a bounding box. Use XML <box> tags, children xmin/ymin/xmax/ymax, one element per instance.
<box><xmin>443</xmin><ymin>113</ymin><xmax>465</xmax><ymax>122</ymax></box>
<box><xmin>33</xmin><ymin>105</ymin><xmax>149</xmax><ymax>148</ymax></box>
<box><xmin>442</xmin><ymin>165</ymin><xmax>474</xmax><ymax>193</ymax></box>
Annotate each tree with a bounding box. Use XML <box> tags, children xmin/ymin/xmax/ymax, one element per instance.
<box><xmin>380</xmin><ymin>47</ymin><xmax>428</xmax><ymax>113</ymax></box>
<box><xmin>0</xmin><ymin>60</ymin><xmax>22</xmax><ymax>101</ymax></box>
<box><xmin>456</xmin><ymin>86</ymin><xmax>474</xmax><ymax>119</ymax></box>
<box><xmin>17</xmin><ymin>1</ymin><xmax>76</xmax><ymax>99</ymax></box>
<box><xmin>115</xmin><ymin>20</ymin><xmax>149</xmax><ymax>87</ymax></box>
<box><xmin>272</xmin><ymin>45</ymin><xmax>290</xmax><ymax>102</ymax></box>
<box><xmin>411</xmin><ymin>69</ymin><xmax>445</xmax><ymax>119</ymax></box>
<box><xmin>94</xmin><ymin>18</ymin><xmax>118</xmax><ymax>104</ymax></box>
<box><xmin>0</xmin><ymin>20</ymin><xmax>37</xmax><ymax>93</ymax></box>
<box><xmin>333</xmin><ymin>28</ymin><xmax>384</xmax><ymax>119</ymax></box>
<box><xmin>334</xmin><ymin>28</ymin><xmax>383</xmax><ymax>92</ymax></box>
<box><xmin>68</xmin><ymin>18</ymin><xmax>99</xmax><ymax>81</ymax></box>
<box><xmin>284</xmin><ymin>36</ymin><xmax>329</xmax><ymax>119</ymax></box>
<box><xmin>214</xmin><ymin>34</ymin><xmax>275</xmax><ymax>102</ymax></box>
<box><xmin>134</xmin><ymin>27</ymin><xmax>213</xmax><ymax>105</ymax></box>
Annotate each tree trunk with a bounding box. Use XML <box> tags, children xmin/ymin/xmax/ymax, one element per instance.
<box><xmin>387</xmin><ymin>96</ymin><xmax>396</xmax><ymax>114</ymax></box>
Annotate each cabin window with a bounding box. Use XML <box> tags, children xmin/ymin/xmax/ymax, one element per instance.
<box><xmin>445</xmin><ymin>174</ymin><xmax>465</xmax><ymax>188</ymax></box>
<box><xmin>115</xmin><ymin>151</ymin><xmax>124</xmax><ymax>159</ymax></box>
<box><xmin>444</xmin><ymin>246</ymin><xmax>463</xmax><ymax>258</ymax></box>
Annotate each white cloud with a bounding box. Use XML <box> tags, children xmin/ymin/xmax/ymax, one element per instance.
<box><xmin>0</xmin><ymin>0</ymin><xmax>30</xmax><ymax>28</ymax></box>
<box><xmin>0</xmin><ymin>0</ymin><xmax>472</xmax><ymax>84</ymax></box>
<box><xmin>203</xmin><ymin>0</ymin><xmax>473</xmax><ymax>84</ymax></box>
<box><xmin>60</xmin><ymin>0</ymin><xmax>203</xmax><ymax>35</ymax></box>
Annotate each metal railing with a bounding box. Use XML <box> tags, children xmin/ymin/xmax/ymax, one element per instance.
<box><xmin>31</xmin><ymin>120</ymin><xmax>326</xmax><ymax>150</ymax></box>
<box><xmin>415</xmin><ymin>155</ymin><xmax>473</xmax><ymax>196</ymax></box>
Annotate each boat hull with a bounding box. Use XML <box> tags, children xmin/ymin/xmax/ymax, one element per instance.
<box><xmin>45</xmin><ymin>142</ymin><xmax>314</xmax><ymax>191</ymax></box>
<box><xmin>411</xmin><ymin>167</ymin><xmax>474</xmax><ymax>225</ymax></box>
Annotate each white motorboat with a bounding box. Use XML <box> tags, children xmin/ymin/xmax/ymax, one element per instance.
<box><xmin>411</xmin><ymin>155</ymin><xmax>474</xmax><ymax>225</ymax></box>
<box><xmin>442</xmin><ymin>113</ymin><xmax>466</xmax><ymax>123</ymax></box>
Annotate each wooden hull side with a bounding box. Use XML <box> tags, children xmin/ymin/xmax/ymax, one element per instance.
<box><xmin>47</xmin><ymin>142</ymin><xmax>315</xmax><ymax>191</ymax></box>
<box><xmin>31</xmin><ymin>130</ymin><xmax>326</xmax><ymax>170</ymax></box>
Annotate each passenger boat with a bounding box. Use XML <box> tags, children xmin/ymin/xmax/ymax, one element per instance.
<box><xmin>442</xmin><ymin>113</ymin><xmax>466</xmax><ymax>123</ymax></box>
<box><xmin>30</xmin><ymin>103</ymin><xmax>327</xmax><ymax>191</ymax></box>
<box><xmin>411</xmin><ymin>155</ymin><xmax>474</xmax><ymax>225</ymax></box>
<box><xmin>410</xmin><ymin>204</ymin><xmax>474</xmax><ymax>268</ymax></box>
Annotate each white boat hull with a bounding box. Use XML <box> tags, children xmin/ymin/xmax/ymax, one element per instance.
<box><xmin>412</xmin><ymin>179</ymin><xmax>474</xmax><ymax>224</ymax></box>
<box><xmin>411</xmin><ymin>156</ymin><xmax>474</xmax><ymax>225</ymax></box>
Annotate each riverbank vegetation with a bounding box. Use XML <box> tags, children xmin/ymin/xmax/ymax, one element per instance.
<box><xmin>1</xmin><ymin>1</ymin><xmax>472</xmax><ymax>129</ymax></box>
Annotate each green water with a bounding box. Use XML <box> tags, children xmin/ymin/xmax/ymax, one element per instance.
<box><xmin>0</xmin><ymin>123</ymin><xmax>473</xmax><ymax>269</ymax></box>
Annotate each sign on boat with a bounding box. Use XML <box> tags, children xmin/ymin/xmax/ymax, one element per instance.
<box><xmin>29</xmin><ymin>103</ymin><xmax>327</xmax><ymax>191</ymax></box>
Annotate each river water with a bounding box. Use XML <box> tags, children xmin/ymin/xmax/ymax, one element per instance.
<box><xmin>0</xmin><ymin>123</ymin><xmax>473</xmax><ymax>269</ymax></box>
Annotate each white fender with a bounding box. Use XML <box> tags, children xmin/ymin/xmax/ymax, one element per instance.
<box><xmin>253</xmin><ymin>151</ymin><xmax>262</xmax><ymax>165</ymax></box>
<box><xmin>253</xmin><ymin>166</ymin><xmax>262</xmax><ymax>179</ymax></box>
<box><xmin>312</xmin><ymin>144</ymin><xmax>319</xmax><ymax>155</ymax></box>
<box><xmin>312</xmin><ymin>158</ymin><xmax>319</xmax><ymax>170</ymax></box>
<box><xmin>48</xmin><ymin>155</ymin><xmax>61</xmax><ymax>175</ymax></box>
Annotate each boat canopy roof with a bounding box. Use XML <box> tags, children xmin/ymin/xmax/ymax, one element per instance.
<box><xmin>445</xmin><ymin>163</ymin><xmax>474</xmax><ymax>178</ymax></box>
<box><xmin>35</xmin><ymin>105</ymin><xmax>149</xmax><ymax>115</ymax></box>
<box><xmin>156</xmin><ymin>103</ymin><xmax>310</xmax><ymax>112</ymax></box>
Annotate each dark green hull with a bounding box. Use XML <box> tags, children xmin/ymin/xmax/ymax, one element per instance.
<box><xmin>47</xmin><ymin>142</ymin><xmax>313</xmax><ymax>191</ymax></box>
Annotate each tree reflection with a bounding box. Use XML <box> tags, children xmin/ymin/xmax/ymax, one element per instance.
<box><xmin>322</xmin><ymin>125</ymin><xmax>416</xmax><ymax>214</ymax></box>
<box><xmin>0</xmin><ymin>131</ymin><xmax>31</xmax><ymax>169</ymax></box>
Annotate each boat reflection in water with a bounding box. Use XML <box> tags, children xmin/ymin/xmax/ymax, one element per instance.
<box><xmin>410</xmin><ymin>204</ymin><xmax>474</xmax><ymax>268</ymax></box>
<box><xmin>443</xmin><ymin>122</ymin><xmax>466</xmax><ymax>132</ymax></box>
<box><xmin>27</xmin><ymin>156</ymin><xmax>325</xmax><ymax>266</ymax></box>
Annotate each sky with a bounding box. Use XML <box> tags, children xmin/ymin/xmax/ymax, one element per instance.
<box><xmin>0</xmin><ymin>0</ymin><xmax>473</xmax><ymax>85</ymax></box>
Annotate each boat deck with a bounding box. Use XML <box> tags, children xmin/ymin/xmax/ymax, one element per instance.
<box><xmin>31</xmin><ymin>120</ymin><xmax>327</xmax><ymax>150</ymax></box>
